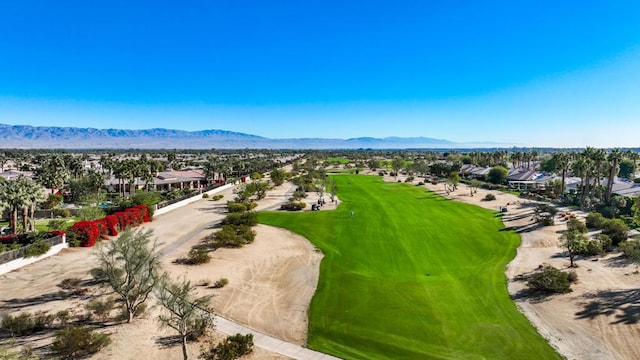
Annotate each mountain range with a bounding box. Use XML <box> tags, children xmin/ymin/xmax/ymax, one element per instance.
<box><xmin>0</xmin><ymin>124</ymin><xmax>511</xmax><ymax>149</ymax></box>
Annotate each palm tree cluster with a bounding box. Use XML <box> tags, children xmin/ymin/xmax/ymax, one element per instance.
<box><xmin>0</xmin><ymin>176</ymin><xmax>46</xmax><ymax>234</ymax></box>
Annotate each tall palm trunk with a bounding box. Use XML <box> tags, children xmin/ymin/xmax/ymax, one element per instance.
<box><xmin>22</xmin><ymin>207</ymin><xmax>29</xmax><ymax>233</ymax></box>
<box><xmin>11</xmin><ymin>208</ymin><xmax>18</xmax><ymax>234</ymax></box>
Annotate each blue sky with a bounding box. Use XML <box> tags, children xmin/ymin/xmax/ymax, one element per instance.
<box><xmin>1</xmin><ymin>1</ymin><xmax>640</xmax><ymax>147</ymax></box>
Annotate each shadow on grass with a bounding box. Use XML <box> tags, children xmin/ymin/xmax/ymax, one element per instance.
<box><xmin>575</xmin><ymin>289</ymin><xmax>640</xmax><ymax>324</ymax></box>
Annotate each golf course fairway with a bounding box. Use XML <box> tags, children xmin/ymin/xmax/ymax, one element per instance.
<box><xmin>259</xmin><ymin>175</ymin><xmax>559</xmax><ymax>359</ymax></box>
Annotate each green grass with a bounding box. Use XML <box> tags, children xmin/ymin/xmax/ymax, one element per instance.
<box><xmin>259</xmin><ymin>175</ymin><xmax>559</xmax><ymax>360</ymax></box>
<box><xmin>325</xmin><ymin>157</ymin><xmax>351</xmax><ymax>165</ymax></box>
<box><xmin>501</xmin><ymin>189</ymin><xmax>522</xmax><ymax>196</ymax></box>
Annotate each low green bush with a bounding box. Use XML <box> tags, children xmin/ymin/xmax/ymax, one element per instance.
<box><xmin>200</xmin><ymin>333</ymin><xmax>254</xmax><ymax>360</ymax></box>
<box><xmin>619</xmin><ymin>240</ymin><xmax>640</xmax><ymax>262</ymax></box>
<box><xmin>221</xmin><ymin>212</ymin><xmax>258</xmax><ymax>226</ymax></box>
<box><xmin>212</xmin><ymin>194</ymin><xmax>224</xmax><ymax>201</ymax></box>
<box><xmin>586</xmin><ymin>212</ymin><xmax>606</xmax><ymax>229</ymax></box>
<box><xmin>85</xmin><ymin>297</ymin><xmax>115</xmax><ymax>322</ymax></box>
<box><xmin>601</xmin><ymin>219</ymin><xmax>629</xmax><ymax>245</ymax></box>
<box><xmin>567</xmin><ymin>218</ymin><xmax>588</xmax><ymax>234</ymax></box>
<box><xmin>202</xmin><ymin>193</ymin><xmax>210</xmax><ymax>198</ymax></box>
<box><xmin>211</xmin><ymin>225</ymin><xmax>256</xmax><ymax>248</ymax></box>
<box><xmin>483</xmin><ymin>193</ymin><xmax>496</xmax><ymax>201</ymax></box>
<box><xmin>52</xmin><ymin>325</ymin><xmax>111</xmax><ymax>358</ymax></box>
<box><xmin>212</xmin><ymin>278</ymin><xmax>229</xmax><ymax>289</ymax></box>
<box><xmin>1</xmin><ymin>311</ymin><xmax>54</xmax><ymax>336</ymax></box>
<box><xmin>24</xmin><ymin>240</ymin><xmax>51</xmax><ymax>258</ymax></box>
<box><xmin>526</xmin><ymin>265</ymin><xmax>572</xmax><ymax>294</ymax></box>
<box><xmin>187</xmin><ymin>248</ymin><xmax>211</xmax><ymax>265</ymax></box>
<box><xmin>280</xmin><ymin>201</ymin><xmax>306</xmax><ymax>211</ymax></box>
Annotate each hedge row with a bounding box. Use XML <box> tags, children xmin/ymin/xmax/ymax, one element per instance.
<box><xmin>68</xmin><ymin>205</ymin><xmax>151</xmax><ymax>247</ymax></box>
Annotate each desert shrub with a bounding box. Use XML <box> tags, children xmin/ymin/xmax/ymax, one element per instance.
<box><xmin>57</xmin><ymin>278</ymin><xmax>88</xmax><ymax>298</ymax></box>
<box><xmin>579</xmin><ymin>240</ymin><xmax>604</xmax><ymax>256</ymax></box>
<box><xmin>586</xmin><ymin>212</ymin><xmax>606</xmax><ymax>229</ymax></box>
<box><xmin>0</xmin><ymin>340</ymin><xmax>38</xmax><ymax>359</ymax></box>
<box><xmin>483</xmin><ymin>193</ymin><xmax>496</xmax><ymax>201</ymax></box>
<box><xmin>52</xmin><ymin>325</ymin><xmax>111</xmax><ymax>358</ymax></box>
<box><xmin>200</xmin><ymin>333</ymin><xmax>254</xmax><ymax>360</ymax></box>
<box><xmin>221</xmin><ymin>212</ymin><xmax>258</xmax><ymax>227</ymax></box>
<box><xmin>212</xmin><ymin>278</ymin><xmax>229</xmax><ymax>289</ymax></box>
<box><xmin>567</xmin><ymin>270</ymin><xmax>578</xmax><ymax>283</ymax></box>
<box><xmin>202</xmin><ymin>193</ymin><xmax>210</xmax><ymax>198</ymax></box>
<box><xmin>526</xmin><ymin>265</ymin><xmax>572</xmax><ymax>294</ymax></box>
<box><xmin>1</xmin><ymin>311</ymin><xmax>53</xmax><ymax>336</ymax></box>
<box><xmin>619</xmin><ymin>240</ymin><xmax>640</xmax><ymax>262</ymax></box>
<box><xmin>212</xmin><ymin>225</ymin><xmax>256</xmax><ymax>248</ymax></box>
<box><xmin>595</xmin><ymin>234</ymin><xmax>612</xmax><ymax>251</ymax></box>
<box><xmin>567</xmin><ymin>218</ymin><xmax>588</xmax><ymax>234</ymax></box>
<box><xmin>212</xmin><ymin>195</ymin><xmax>224</xmax><ymax>201</ymax></box>
<box><xmin>58</xmin><ymin>278</ymin><xmax>82</xmax><ymax>290</ymax></box>
<box><xmin>227</xmin><ymin>201</ymin><xmax>253</xmax><ymax>213</ymax></box>
<box><xmin>85</xmin><ymin>297</ymin><xmax>115</xmax><ymax>322</ymax></box>
<box><xmin>280</xmin><ymin>201</ymin><xmax>306</xmax><ymax>211</ymax></box>
<box><xmin>1</xmin><ymin>313</ymin><xmax>34</xmax><ymax>336</ymax></box>
<box><xmin>405</xmin><ymin>176</ymin><xmax>414</xmax><ymax>183</ymax></box>
<box><xmin>187</xmin><ymin>248</ymin><xmax>211</xmax><ymax>265</ymax></box>
<box><xmin>601</xmin><ymin>219</ymin><xmax>629</xmax><ymax>245</ymax></box>
<box><xmin>55</xmin><ymin>309</ymin><xmax>74</xmax><ymax>326</ymax></box>
<box><xmin>24</xmin><ymin>240</ymin><xmax>51</xmax><ymax>258</ymax></box>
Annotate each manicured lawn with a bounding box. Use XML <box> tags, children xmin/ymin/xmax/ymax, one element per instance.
<box><xmin>259</xmin><ymin>175</ymin><xmax>559</xmax><ymax>360</ymax></box>
<box><xmin>325</xmin><ymin>157</ymin><xmax>351</xmax><ymax>165</ymax></box>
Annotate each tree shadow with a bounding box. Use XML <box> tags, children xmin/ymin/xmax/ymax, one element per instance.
<box><xmin>499</xmin><ymin>222</ymin><xmax>543</xmax><ymax>234</ymax></box>
<box><xmin>155</xmin><ymin>335</ymin><xmax>182</xmax><ymax>349</ymax></box>
<box><xmin>0</xmin><ymin>292</ymin><xmax>65</xmax><ymax>311</ymax></box>
<box><xmin>510</xmin><ymin>288</ymin><xmax>553</xmax><ymax>304</ymax></box>
<box><xmin>575</xmin><ymin>289</ymin><xmax>640</xmax><ymax>325</ymax></box>
<box><xmin>604</xmin><ymin>253</ymin><xmax>637</xmax><ymax>268</ymax></box>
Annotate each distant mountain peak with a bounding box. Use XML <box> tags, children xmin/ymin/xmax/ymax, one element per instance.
<box><xmin>0</xmin><ymin>123</ymin><xmax>509</xmax><ymax>149</ymax></box>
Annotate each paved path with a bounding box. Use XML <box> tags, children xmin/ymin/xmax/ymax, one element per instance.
<box><xmin>157</xmin><ymin>182</ymin><xmax>342</xmax><ymax>359</ymax></box>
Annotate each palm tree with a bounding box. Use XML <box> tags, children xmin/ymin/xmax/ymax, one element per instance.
<box><xmin>590</xmin><ymin>148</ymin><xmax>607</xmax><ymax>188</ymax></box>
<box><xmin>37</xmin><ymin>155</ymin><xmax>70</xmax><ymax>194</ymax></box>
<box><xmin>553</xmin><ymin>152</ymin><xmax>570</xmax><ymax>195</ymax></box>
<box><xmin>0</xmin><ymin>177</ymin><xmax>30</xmax><ymax>234</ymax></box>
<box><xmin>16</xmin><ymin>176</ymin><xmax>45</xmax><ymax>232</ymax></box>
<box><xmin>625</xmin><ymin>150</ymin><xmax>639</xmax><ymax>179</ymax></box>
<box><xmin>572</xmin><ymin>156</ymin><xmax>590</xmax><ymax>209</ymax></box>
<box><xmin>605</xmin><ymin>148</ymin><xmax>623</xmax><ymax>204</ymax></box>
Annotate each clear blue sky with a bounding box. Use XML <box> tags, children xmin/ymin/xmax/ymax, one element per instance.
<box><xmin>1</xmin><ymin>1</ymin><xmax>640</xmax><ymax>147</ymax></box>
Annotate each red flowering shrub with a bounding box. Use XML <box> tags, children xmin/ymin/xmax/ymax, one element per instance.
<box><xmin>64</xmin><ymin>205</ymin><xmax>151</xmax><ymax>247</ymax></box>
<box><xmin>93</xmin><ymin>219</ymin><xmax>109</xmax><ymax>240</ymax></box>
<box><xmin>103</xmin><ymin>215</ymin><xmax>119</xmax><ymax>236</ymax></box>
<box><xmin>69</xmin><ymin>221</ymin><xmax>100</xmax><ymax>247</ymax></box>
<box><xmin>48</xmin><ymin>230</ymin><xmax>66</xmax><ymax>237</ymax></box>
<box><xmin>0</xmin><ymin>234</ymin><xmax>18</xmax><ymax>243</ymax></box>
